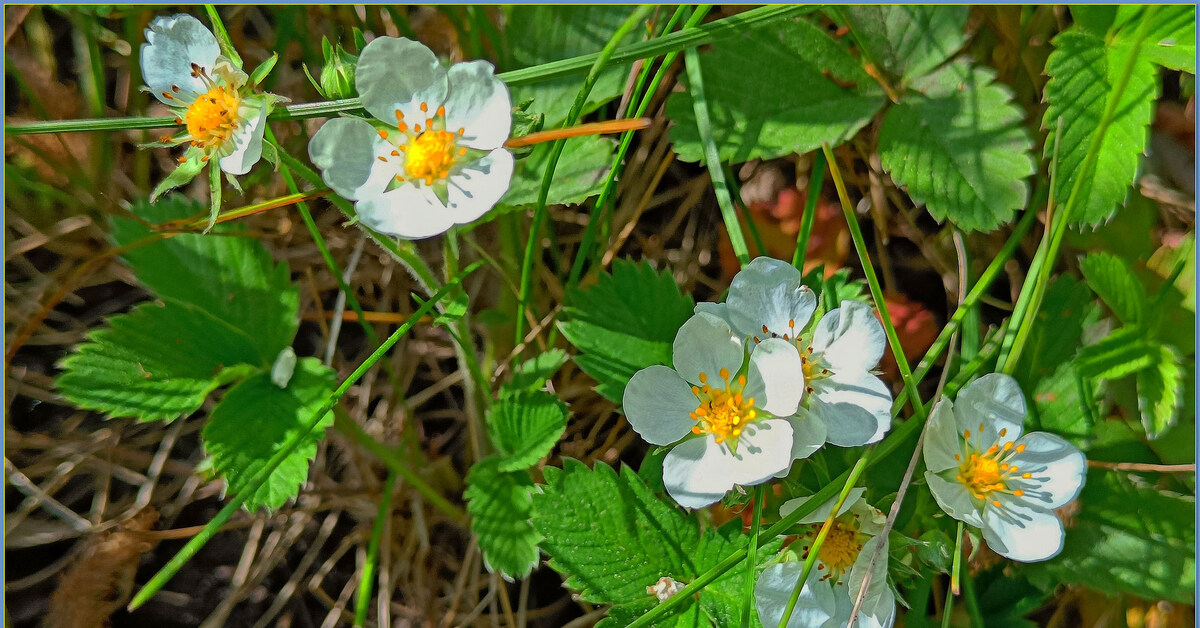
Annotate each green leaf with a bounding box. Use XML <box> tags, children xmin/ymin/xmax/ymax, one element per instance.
<box><xmin>1012</xmin><ymin>276</ymin><xmax>1097</xmax><ymax>391</ymax></box>
<box><xmin>837</xmin><ymin>6</ymin><xmax>969</xmax><ymax>82</ymax></box>
<box><xmin>1074</xmin><ymin>326</ymin><xmax>1157</xmax><ymax>381</ymax></box>
<box><xmin>1078</xmin><ymin>251</ymin><xmax>1147</xmax><ymax>325</ymax></box>
<box><xmin>464</xmin><ymin>456</ymin><xmax>541</xmax><ymax>580</ymax></box>
<box><xmin>1118</xmin><ymin>5</ymin><xmax>1196</xmax><ymax>72</ymax></box>
<box><xmin>1042</xmin><ymin>30</ymin><xmax>1157</xmax><ymax>226</ymax></box>
<box><xmin>150</xmin><ymin>148</ymin><xmax>206</xmax><ymax>202</ymax></box>
<box><xmin>666</xmin><ymin>17</ymin><xmax>885</xmax><ymax>164</ymax></box>
<box><xmin>1137</xmin><ymin>343</ymin><xmax>1183</xmax><ymax>439</ymax></box>
<box><xmin>502</xmin><ymin>349</ymin><xmax>569</xmax><ymax>397</ymax></box>
<box><xmin>558</xmin><ymin>260</ymin><xmax>695</xmax><ymax>402</ymax></box>
<box><xmin>487</xmin><ymin>390</ymin><xmax>569</xmax><ymax>472</ymax></box>
<box><xmin>248</xmin><ymin>53</ymin><xmax>278</xmax><ymax>88</ymax></box>
<box><xmin>1029</xmin><ymin>361</ymin><xmax>1095</xmax><ymax>449</ymax></box>
<box><xmin>506</xmin><ymin>5</ymin><xmax>644</xmax><ymax>126</ymax></box>
<box><xmin>202</xmin><ymin>358</ymin><xmax>336</xmax><ymax>511</ymax></box>
<box><xmin>600</xmin><ymin>598</ymin><xmax>708</xmax><ymax>628</ymax></box>
<box><xmin>878</xmin><ymin>61</ymin><xmax>1035</xmax><ymax>231</ymax></box>
<box><xmin>1021</xmin><ymin>470</ymin><xmax>1196</xmax><ymax>604</ymax></box>
<box><xmin>501</xmin><ymin>135</ymin><xmax>616</xmax><ymax>208</ymax></box>
<box><xmin>111</xmin><ymin>197</ymin><xmax>299</xmax><ymax>364</ymax></box>
<box><xmin>56</xmin><ymin>301</ymin><xmax>262</xmax><ymax>422</ymax></box>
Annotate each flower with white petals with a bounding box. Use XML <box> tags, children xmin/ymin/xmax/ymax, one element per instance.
<box><xmin>309</xmin><ymin>36</ymin><xmax>513</xmax><ymax>239</ymax></box>
<box><xmin>623</xmin><ymin>312</ymin><xmax>805</xmax><ymax>508</ymax></box>
<box><xmin>142</xmin><ymin>14</ymin><xmax>272</xmax><ymax>187</ymax></box>
<box><xmin>701</xmin><ymin>256</ymin><xmax>893</xmax><ymax>450</ymax></box>
<box><xmin>922</xmin><ymin>373</ymin><xmax>1086</xmax><ymax>562</ymax></box>
<box><xmin>756</xmin><ymin>490</ymin><xmax>896</xmax><ymax>628</ymax></box>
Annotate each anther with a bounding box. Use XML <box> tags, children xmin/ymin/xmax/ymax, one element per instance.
<box><xmin>420</xmin><ymin>102</ymin><xmax>428</xmax><ymax>112</ymax></box>
<box><xmin>379</xmin><ymin>129</ymin><xmax>388</xmax><ymax>139</ymax></box>
<box><xmin>436</xmin><ymin>105</ymin><xmax>445</xmax><ymax>117</ymax></box>
<box><xmin>378</xmin><ymin>156</ymin><xmax>388</xmax><ymax>162</ymax></box>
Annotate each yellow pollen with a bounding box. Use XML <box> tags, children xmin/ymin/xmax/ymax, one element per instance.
<box><xmin>816</xmin><ymin>523</ymin><xmax>862</xmax><ymax>572</ymax></box>
<box><xmin>403</xmin><ymin>129</ymin><xmax>458</xmax><ymax>184</ymax></box>
<box><xmin>184</xmin><ymin>86</ymin><xmax>240</xmax><ymax>148</ymax></box>
<box><xmin>690</xmin><ymin>371</ymin><xmax>756</xmax><ymax>445</ymax></box>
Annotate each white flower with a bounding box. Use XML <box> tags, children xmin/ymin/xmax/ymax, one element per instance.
<box><xmin>702</xmin><ymin>256</ymin><xmax>893</xmax><ymax>449</ymax></box>
<box><xmin>922</xmin><ymin>373</ymin><xmax>1087</xmax><ymax>562</ymax></box>
<box><xmin>141</xmin><ymin>14</ymin><xmax>270</xmax><ymax>178</ymax></box>
<box><xmin>756</xmin><ymin>490</ymin><xmax>896</xmax><ymax>628</ymax></box>
<box><xmin>309</xmin><ymin>36</ymin><xmax>513</xmax><ymax>239</ymax></box>
<box><xmin>622</xmin><ymin>312</ymin><xmax>805</xmax><ymax>508</ymax></box>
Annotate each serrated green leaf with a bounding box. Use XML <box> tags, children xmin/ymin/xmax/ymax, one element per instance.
<box><xmin>1013</xmin><ymin>276</ymin><xmax>1098</xmax><ymax>392</ymax></box>
<box><xmin>1021</xmin><ymin>470</ymin><xmax>1196</xmax><ymax>603</ymax></box>
<box><xmin>1042</xmin><ymin>30</ymin><xmax>1157</xmax><ymax>226</ymax></box>
<box><xmin>56</xmin><ymin>301</ymin><xmax>262</xmax><ymax>422</ymax></box>
<box><xmin>558</xmin><ymin>260</ymin><xmax>694</xmax><ymax>402</ymax></box>
<box><xmin>487</xmin><ymin>390</ymin><xmax>569</xmax><ymax>472</ymax></box>
<box><xmin>111</xmin><ymin>196</ymin><xmax>299</xmax><ymax>363</ymax></box>
<box><xmin>1118</xmin><ymin>5</ymin><xmax>1196</xmax><ymax>72</ymax></box>
<box><xmin>1079</xmin><ymin>252</ymin><xmax>1147</xmax><ymax>325</ymax></box>
<box><xmin>501</xmin><ymin>135</ymin><xmax>616</xmax><ymax>208</ymax></box>
<box><xmin>837</xmin><ymin>6</ymin><xmax>969</xmax><ymax>82</ymax></box>
<box><xmin>878</xmin><ymin>61</ymin><xmax>1035</xmax><ymax>231</ymax></box>
<box><xmin>1074</xmin><ymin>326</ymin><xmax>1157</xmax><ymax>381</ymax></box>
<box><xmin>507</xmin><ymin>5</ymin><xmax>643</xmax><ymax>126</ymax></box>
<box><xmin>465</xmin><ymin>456</ymin><xmax>540</xmax><ymax>580</ymax></box>
<box><xmin>502</xmin><ymin>349</ymin><xmax>568</xmax><ymax>397</ymax></box>
<box><xmin>202</xmin><ymin>358</ymin><xmax>335</xmax><ymax>511</ymax></box>
<box><xmin>599</xmin><ymin>597</ymin><xmax>707</xmax><ymax>628</ymax></box>
<box><xmin>1137</xmin><ymin>343</ymin><xmax>1183</xmax><ymax>439</ymax></box>
<box><xmin>666</xmin><ymin>17</ymin><xmax>885</xmax><ymax>164</ymax></box>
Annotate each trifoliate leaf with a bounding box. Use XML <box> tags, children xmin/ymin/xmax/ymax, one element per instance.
<box><xmin>878</xmin><ymin>61</ymin><xmax>1035</xmax><ymax>231</ymax></box>
<box><xmin>1021</xmin><ymin>470</ymin><xmax>1196</xmax><ymax>604</ymax></box>
<box><xmin>1137</xmin><ymin>343</ymin><xmax>1183</xmax><ymax>439</ymax></box>
<box><xmin>666</xmin><ymin>17</ymin><xmax>885</xmax><ymax>164</ymax></box>
<box><xmin>56</xmin><ymin>301</ymin><xmax>262</xmax><ymax>422</ymax></box>
<box><xmin>111</xmin><ymin>196</ymin><xmax>299</xmax><ymax>364</ymax></box>
<box><xmin>1074</xmin><ymin>326</ymin><xmax>1157</xmax><ymax>381</ymax></box>
<box><xmin>203</xmin><ymin>358</ymin><xmax>335</xmax><ymax>511</ymax></box>
<box><xmin>501</xmin><ymin>135</ymin><xmax>616</xmax><ymax>208</ymax></box>
<box><xmin>502</xmin><ymin>349</ymin><xmax>569</xmax><ymax>397</ymax></box>
<box><xmin>465</xmin><ymin>456</ymin><xmax>540</xmax><ymax>580</ymax></box>
<box><xmin>487</xmin><ymin>390</ymin><xmax>569</xmax><ymax>472</ymax></box>
<box><xmin>1079</xmin><ymin>252</ymin><xmax>1147</xmax><ymax>325</ymax></box>
<box><xmin>836</xmin><ymin>5</ymin><xmax>969</xmax><ymax>82</ymax></box>
<box><xmin>559</xmin><ymin>261</ymin><xmax>695</xmax><ymax>402</ymax></box>
<box><xmin>1042</xmin><ymin>30</ymin><xmax>1157</xmax><ymax>226</ymax></box>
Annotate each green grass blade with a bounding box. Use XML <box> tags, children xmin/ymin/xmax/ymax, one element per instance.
<box><xmin>792</xmin><ymin>151</ymin><xmax>827</xmax><ymax>269</ymax></box>
<box><xmin>355</xmin><ymin>471</ymin><xmax>396</xmax><ymax>627</ymax></box>
<box><xmin>740</xmin><ymin>483</ymin><xmax>765</xmax><ymax>628</ymax></box>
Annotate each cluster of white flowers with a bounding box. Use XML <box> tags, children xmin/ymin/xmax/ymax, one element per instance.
<box><xmin>624</xmin><ymin>257</ymin><xmax>893</xmax><ymax>508</ymax></box>
<box><xmin>141</xmin><ymin>15</ymin><xmax>513</xmax><ymax>239</ymax></box>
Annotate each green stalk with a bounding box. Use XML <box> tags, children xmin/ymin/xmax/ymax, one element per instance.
<box><xmin>128</xmin><ymin>262</ymin><xmax>481</xmax><ymax>610</ymax></box>
<box><xmin>740</xmin><ymin>484</ymin><xmax>765</xmax><ymax>628</ymax></box>
<box><xmin>686</xmin><ymin>45</ymin><xmax>750</xmax><ymax>267</ymax></box>
<box><xmin>777</xmin><ymin>459</ymin><xmax>867</xmax><ymax>628</ymax></box>
<box><xmin>943</xmin><ymin>521</ymin><xmax>964</xmax><ymax>628</ymax></box>
<box><xmin>355</xmin><ymin>471</ymin><xmax>396</xmax><ymax>627</ymax></box>
<box><xmin>792</xmin><ymin>151</ymin><xmax>827</xmax><ymax>270</ymax></box>
<box><xmin>514</xmin><ymin>4</ymin><xmax>656</xmax><ymax>345</ymax></box>
<box><xmin>204</xmin><ymin>5</ymin><xmax>243</xmax><ymax>68</ymax></box>
<box><xmin>7</xmin><ymin>5</ymin><xmax>814</xmax><ymax>137</ymax></box>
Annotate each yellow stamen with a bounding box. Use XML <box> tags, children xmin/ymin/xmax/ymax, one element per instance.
<box><xmin>184</xmin><ymin>85</ymin><xmax>240</xmax><ymax>149</ymax></box>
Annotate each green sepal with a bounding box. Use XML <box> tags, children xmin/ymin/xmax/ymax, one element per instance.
<box><xmin>248</xmin><ymin>52</ymin><xmax>278</xmax><ymax>88</ymax></box>
<box><xmin>150</xmin><ymin>146</ymin><xmax>206</xmax><ymax>202</ymax></box>
<box><xmin>260</xmin><ymin>139</ymin><xmax>280</xmax><ymax>170</ymax></box>
<box><xmin>206</xmin><ymin>164</ymin><xmax>222</xmax><ymax>233</ymax></box>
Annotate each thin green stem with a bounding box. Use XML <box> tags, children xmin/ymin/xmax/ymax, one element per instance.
<box><xmin>777</xmin><ymin>458</ymin><xmax>867</xmax><ymax>628</ymax></box>
<box><xmin>724</xmin><ymin>163</ymin><xmax>768</xmax><ymax>257</ymax></box>
<box><xmin>204</xmin><ymin>5</ymin><xmax>243</xmax><ymax>68</ymax></box>
<box><xmin>740</xmin><ymin>484</ymin><xmax>765</xmax><ymax>628</ymax></box>
<box><xmin>792</xmin><ymin>151</ymin><xmax>827</xmax><ymax>270</ymax></box>
<box><xmin>7</xmin><ymin>5</ymin><xmax>813</xmax><ymax>137</ymax></box>
<box><xmin>515</xmin><ymin>4</ymin><xmax>656</xmax><ymax>345</ymax></box>
<box><xmin>355</xmin><ymin>471</ymin><xmax>396</xmax><ymax>627</ymax></box>
<box><xmin>943</xmin><ymin>521</ymin><xmax>964</xmax><ymax>628</ymax></box>
<box><xmin>128</xmin><ymin>263</ymin><xmax>480</xmax><ymax>610</ymax></box>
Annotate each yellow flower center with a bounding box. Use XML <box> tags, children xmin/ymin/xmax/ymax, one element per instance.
<box><xmin>818</xmin><ymin>523</ymin><xmax>864</xmax><ymax>572</ymax></box>
<box><xmin>404</xmin><ymin>129</ymin><xmax>459</xmax><ymax>185</ymax></box>
<box><xmin>185</xmin><ymin>86</ymin><xmax>240</xmax><ymax>148</ymax></box>
<box><xmin>690</xmin><ymin>368</ymin><xmax>757</xmax><ymax>444</ymax></box>
<box><xmin>955</xmin><ymin>426</ymin><xmax>1029</xmax><ymax>506</ymax></box>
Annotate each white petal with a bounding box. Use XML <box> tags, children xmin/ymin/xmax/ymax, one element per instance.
<box><xmin>694</xmin><ymin>301</ymin><xmax>734</xmax><ymax>328</ymax></box>
<box><xmin>354</xmin><ymin>185</ymin><xmax>452</xmax><ymax>239</ymax></box>
<box><xmin>308</xmin><ymin>117</ymin><xmax>396</xmax><ymax>200</ymax></box>
<box><xmin>671</xmin><ymin>312</ymin><xmax>744</xmax><ymax>387</ymax></box>
<box><xmin>811</xmin><ymin>370</ymin><xmax>893</xmax><ymax>446</ymax></box>
<box><xmin>728</xmin><ymin>419</ymin><xmax>794</xmax><ymax>485</ymax></box>
<box><xmin>982</xmin><ymin>497</ymin><xmax>1064</xmax><ymax>562</ymax></box>
<box><xmin>217</xmin><ymin>103</ymin><xmax>267</xmax><ymax>176</ymax></box>
<box><xmin>847</xmin><ymin>498</ymin><xmax>888</xmax><ymax>538</ymax></box>
<box><xmin>922</xmin><ymin>398</ymin><xmax>961</xmax><ymax>473</ymax></box>
<box><xmin>811</xmin><ymin>300</ymin><xmax>886</xmax><ymax>371</ymax></box>
<box><xmin>1007</xmin><ymin>432</ymin><xmax>1087</xmax><ymax>509</ymax></box>
<box><xmin>141</xmin><ymin>14</ymin><xmax>220</xmax><ymax>104</ymax></box>
<box><xmin>779</xmin><ymin>488</ymin><xmax>866</xmax><ymax>524</ymax></box>
<box><xmin>662</xmin><ymin>419</ymin><xmax>793</xmax><ymax>508</ymax></box>
<box><xmin>622</xmin><ymin>366</ymin><xmax>700</xmax><ymax>446</ymax></box>
<box><xmin>925</xmin><ymin>471</ymin><xmax>984</xmax><ymax>527</ymax></box>
<box><xmin>848</xmin><ymin>537</ymin><xmax>896</xmax><ymax>628</ymax></box>
<box><xmin>727</xmin><ymin>257</ymin><xmax>817</xmax><ymax>339</ymax></box>
<box><xmin>357</xmin><ymin>36</ymin><xmax>448</xmax><ymax>125</ymax></box>
<box><xmin>954</xmin><ymin>373</ymin><xmax>1026</xmax><ymax>446</ymax></box>
<box><xmin>782</xmin><ymin>414</ymin><xmax>826</xmax><ymax>466</ymax></box>
<box><xmin>446</xmin><ymin>148</ymin><xmax>514</xmax><ymax>224</ymax></box>
<box><xmin>755</xmin><ymin>563</ymin><xmax>837</xmax><ymax>628</ymax></box>
<box><xmin>744</xmin><ymin>338</ymin><xmax>805</xmax><ymax>417</ymax></box>
<box><xmin>444</xmin><ymin>60</ymin><xmax>512</xmax><ymax>150</ymax></box>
